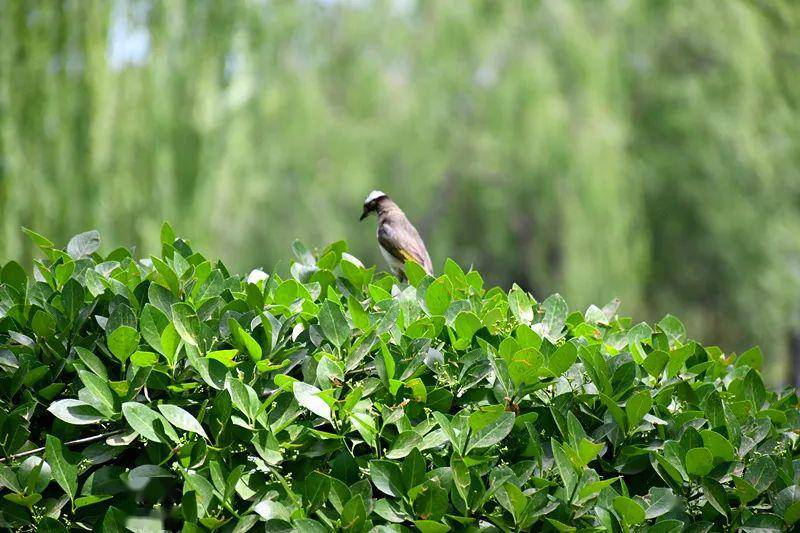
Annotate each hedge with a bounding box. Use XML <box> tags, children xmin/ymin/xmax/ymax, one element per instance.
<box><xmin>0</xmin><ymin>226</ymin><xmax>798</xmax><ymax>532</ymax></box>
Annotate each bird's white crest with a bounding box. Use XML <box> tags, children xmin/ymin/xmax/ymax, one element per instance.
<box><xmin>364</xmin><ymin>190</ymin><xmax>387</xmax><ymax>205</ymax></box>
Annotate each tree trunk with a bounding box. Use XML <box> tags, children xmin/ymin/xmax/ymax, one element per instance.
<box><xmin>790</xmin><ymin>331</ymin><xmax>800</xmax><ymax>388</ymax></box>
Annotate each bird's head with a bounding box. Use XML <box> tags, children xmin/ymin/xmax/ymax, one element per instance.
<box><xmin>360</xmin><ymin>190</ymin><xmax>388</xmax><ymax>220</ymax></box>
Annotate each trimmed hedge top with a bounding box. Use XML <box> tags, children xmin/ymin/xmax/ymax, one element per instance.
<box><xmin>0</xmin><ymin>226</ymin><xmax>799</xmax><ymax>532</ymax></box>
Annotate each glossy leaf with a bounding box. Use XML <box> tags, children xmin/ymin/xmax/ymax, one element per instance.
<box><xmin>157</xmin><ymin>404</ymin><xmax>208</xmax><ymax>440</ymax></box>
<box><xmin>45</xmin><ymin>435</ymin><xmax>78</xmax><ymax>502</ymax></box>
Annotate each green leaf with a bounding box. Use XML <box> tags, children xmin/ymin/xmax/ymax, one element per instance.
<box><xmin>303</xmin><ymin>471</ymin><xmax>330</xmax><ymax>509</ymax></box>
<box><xmin>22</xmin><ymin>226</ymin><xmax>54</xmax><ymax>251</ymax></box>
<box><xmin>496</xmin><ymin>482</ymin><xmax>528</xmax><ymax>524</ymax></box>
<box><xmin>745</xmin><ymin>456</ymin><xmax>777</xmax><ymax>494</ymax></box>
<box><xmin>548</xmin><ymin>341</ymin><xmax>578</xmax><ymax>376</ymax></box>
<box><xmin>67</xmin><ymin>230</ymin><xmax>101</xmax><ymax>259</ymax></box>
<box><xmin>347</xmin><ymin>295</ymin><xmax>370</xmax><ymax>330</ymax></box>
<box><xmin>130</xmin><ymin>351</ymin><xmax>158</xmax><ymax>367</ymax></box>
<box><xmin>100</xmin><ymin>507</ymin><xmax>128</xmax><ymax>533</ymax></box>
<box><xmin>552</xmin><ymin>439</ymin><xmax>577</xmax><ymax>497</ymax></box>
<box><xmin>0</xmin><ymin>465</ymin><xmax>21</xmax><ymax>493</ymax></box>
<box><xmin>450</xmin><ymin>455</ymin><xmax>470</xmax><ymax>504</ymax></box>
<box><xmin>293</xmin><ymin>382</ymin><xmax>332</xmax><ymax>422</ymax></box>
<box><xmin>775</xmin><ymin>486</ymin><xmax>800</xmax><ymax>524</ymax></box>
<box><xmin>454</xmin><ymin>311</ymin><xmax>482</xmax><ymax>343</ymax></box>
<box><xmin>425</xmin><ymin>277</ymin><xmax>451</xmax><ymax>316</ymax></box>
<box><xmin>432</xmin><ymin>412</ymin><xmax>460</xmax><ymax>453</ymax></box>
<box><xmin>412</xmin><ymin>480</ymin><xmax>448</xmax><ymax>522</ymax></box>
<box><xmin>127</xmin><ymin>465</ymin><xmax>172</xmax><ymax>491</ymax></box>
<box><xmin>292</xmin><ymin>239</ymin><xmax>316</xmax><ymax>266</ymax></box>
<box><xmin>658</xmin><ymin>314</ymin><xmax>686</xmax><ymax>345</ymax></box>
<box><xmin>226</xmin><ymin>377</ymin><xmax>259</xmax><ymax>421</ymax></box>
<box><xmin>385</xmin><ymin>431</ymin><xmax>422</xmax><ymax>459</ymax></box>
<box><xmin>160</xmin><ymin>324</ymin><xmax>180</xmax><ymax>367</ymax></box>
<box><xmin>160</xmin><ymin>221</ymin><xmax>175</xmax><ymax>246</ymax></box>
<box><xmin>5</xmin><ymin>492</ymin><xmax>43</xmax><ymax>508</ymax></box>
<box><xmin>786</xmin><ymin>503</ymin><xmax>800</xmax><ymax>526</ymax></box>
<box><xmin>613</xmin><ymin>496</ymin><xmax>646</xmax><ymax>526</ymax></box>
<box><xmin>370</xmin><ymin>460</ymin><xmax>404</xmax><ymax>497</ymax></box>
<box><xmin>45</xmin><ymin>435</ymin><xmax>78</xmax><ymax>502</ymax></box>
<box><xmin>83</xmin><ymin>268</ymin><xmax>106</xmax><ymax>297</ymax></box>
<box><xmin>78</xmin><ymin>370</ymin><xmax>116</xmax><ymax>415</ymax></box>
<box><xmin>740</xmin><ymin>514</ymin><xmax>784</xmax><ymax>532</ymax></box>
<box><xmin>206</xmin><ymin>349</ymin><xmax>238</xmax><ymax>368</ymax></box>
<box><xmin>48</xmin><ymin>399</ymin><xmax>104</xmax><ymax>425</ymax></box>
<box><xmin>404</xmin><ymin>260</ymin><xmax>427</xmax><ymax>286</ymax></box>
<box><xmin>74</xmin><ymin>347</ymin><xmax>108</xmax><ymax>380</ymax></box>
<box><xmin>402</xmin><ymin>448</ymin><xmax>426</xmax><ymax>490</ymax></box>
<box><xmin>577</xmin><ymin>438</ymin><xmax>604</xmax><ymax>465</ymax></box>
<box><xmin>733</xmin><ymin>476</ymin><xmax>760</xmax><ymax>505</ymax></box>
<box><xmin>171</xmin><ymin>303</ymin><xmax>200</xmax><ymax>347</ymax></box>
<box><xmin>317</xmin><ymin>353</ymin><xmax>344</xmax><ymax>388</ymax></box>
<box><xmin>148</xmin><ymin>283</ymin><xmax>177</xmax><ymax>320</ymax></box>
<box><xmin>599</xmin><ymin>393</ymin><xmax>627</xmax><ymax>433</ymax></box>
<box><xmin>319</xmin><ymin>300</ymin><xmax>350</xmax><ymax>348</ymax></box>
<box><xmin>700</xmin><ymin>430</ymin><xmax>735</xmax><ymax>462</ymax></box>
<box><xmin>666</xmin><ymin>343</ymin><xmax>694</xmax><ymax>378</ymax></box>
<box><xmin>293</xmin><ymin>519</ymin><xmax>327</xmax><ymax>533</ymax></box>
<box><xmin>703</xmin><ymin>479</ymin><xmax>731</xmax><ymax>520</ymax></box>
<box><xmin>685</xmin><ymin>447</ymin><xmax>713</xmax><ymax>477</ymax></box>
<box><xmin>228</xmin><ymin>318</ymin><xmax>262</xmax><ymax>362</ymax></box>
<box><xmin>508</xmin><ymin>284</ymin><xmax>533</xmax><ymax>324</ymax></box>
<box><xmin>31</xmin><ymin>309</ymin><xmax>55</xmax><ymax>337</ymax></box>
<box><xmin>540</xmin><ymin>293</ymin><xmax>568</xmax><ymax>340</ymax></box>
<box><xmin>736</xmin><ymin>346</ymin><xmax>763</xmax><ymax>370</ymax></box>
<box><xmin>107</xmin><ymin>326</ymin><xmax>140</xmax><ymax>362</ymax></box>
<box><xmin>625</xmin><ymin>390</ymin><xmax>652</xmax><ymax>431</ymax></box>
<box><xmin>254</xmin><ymin>499</ymin><xmax>291</xmax><ymax>522</ymax></box>
<box><xmin>578</xmin><ymin>477</ymin><xmax>619</xmax><ymax>500</ymax></box>
<box><xmin>414</xmin><ymin>520</ymin><xmax>450</xmax><ymax>533</ymax></box>
<box><xmin>150</xmin><ymin>256</ymin><xmax>180</xmax><ymax>295</ymax></box>
<box><xmin>376</xmin><ymin>299</ymin><xmax>400</xmax><ymax>335</ymax></box>
<box><xmin>642</xmin><ymin>350</ymin><xmax>669</xmax><ymax>378</ymax></box>
<box><xmin>466</xmin><ymin>412</ymin><xmax>514</xmax><ymax>453</ymax></box>
<box><xmin>340</xmin><ymin>495</ymin><xmax>366</xmax><ymax>531</ymax></box>
<box><xmin>121</xmin><ymin>402</ymin><xmax>178</xmax><ymax>443</ymax></box>
<box><xmin>742</xmin><ymin>369</ymin><xmax>766</xmax><ymax>410</ymax></box>
<box><xmin>507</xmin><ymin>347</ymin><xmax>543</xmax><ymax>386</ymax></box>
<box><xmin>653</xmin><ymin>442</ymin><xmax>688</xmax><ymax>485</ymax></box>
<box><xmin>444</xmin><ymin>258</ymin><xmax>466</xmax><ymax>285</ymax></box>
<box><xmin>327</xmin><ymin>477</ymin><xmax>351</xmax><ymax>514</ymax></box>
<box><xmin>157</xmin><ymin>404</ymin><xmax>208</xmax><ymax>440</ymax></box>
<box><xmin>140</xmin><ymin>304</ymin><xmax>169</xmax><ymax>355</ymax></box>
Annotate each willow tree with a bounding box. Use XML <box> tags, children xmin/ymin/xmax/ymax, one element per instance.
<box><xmin>1</xmin><ymin>0</ymin><xmax>799</xmax><ymax>383</ymax></box>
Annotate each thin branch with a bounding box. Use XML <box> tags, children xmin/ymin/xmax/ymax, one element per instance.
<box><xmin>0</xmin><ymin>429</ymin><xmax>126</xmax><ymax>463</ymax></box>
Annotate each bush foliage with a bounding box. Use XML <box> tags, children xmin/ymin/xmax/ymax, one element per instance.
<box><xmin>0</xmin><ymin>226</ymin><xmax>799</xmax><ymax>532</ymax></box>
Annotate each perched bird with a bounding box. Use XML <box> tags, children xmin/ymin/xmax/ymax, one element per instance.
<box><xmin>360</xmin><ymin>190</ymin><xmax>433</xmax><ymax>280</ymax></box>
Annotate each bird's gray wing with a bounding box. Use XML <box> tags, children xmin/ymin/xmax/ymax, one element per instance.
<box><xmin>378</xmin><ymin>217</ymin><xmax>433</xmax><ymax>275</ymax></box>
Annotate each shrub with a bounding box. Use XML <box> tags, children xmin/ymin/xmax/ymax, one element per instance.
<box><xmin>0</xmin><ymin>226</ymin><xmax>798</xmax><ymax>532</ymax></box>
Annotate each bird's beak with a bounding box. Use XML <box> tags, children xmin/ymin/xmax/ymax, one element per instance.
<box><xmin>359</xmin><ymin>208</ymin><xmax>369</xmax><ymax>221</ymax></box>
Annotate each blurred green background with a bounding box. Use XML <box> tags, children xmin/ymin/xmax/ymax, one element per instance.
<box><xmin>2</xmin><ymin>0</ymin><xmax>800</xmax><ymax>384</ymax></box>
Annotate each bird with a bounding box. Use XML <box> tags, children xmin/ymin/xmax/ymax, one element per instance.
<box><xmin>360</xmin><ymin>190</ymin><xmax>433</xmax><ymax>281</ymax></box>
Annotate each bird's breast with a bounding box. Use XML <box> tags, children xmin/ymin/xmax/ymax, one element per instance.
<box><xmin>379</xmin><ymin>244</ymin><xmax>403</xmax><ymax>271</ymax></box>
